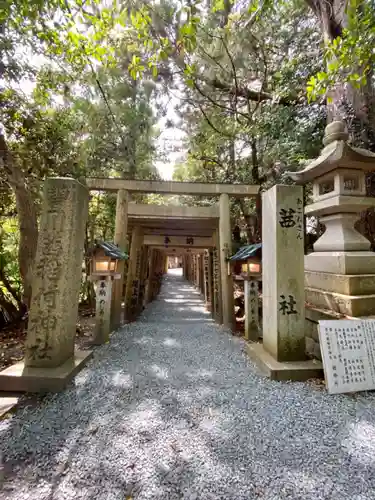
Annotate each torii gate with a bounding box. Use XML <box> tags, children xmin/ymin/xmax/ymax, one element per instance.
<box><xmin>86</xmin><ymin>178</ymin><xmax>259</xmax><ymax>329</ymax></box>
<box><xmin>0</xmin><ymin>177</ymin><xmax>258</xmax><ymax>392</ymax></box>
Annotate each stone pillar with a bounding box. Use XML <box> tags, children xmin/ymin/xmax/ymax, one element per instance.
<box><xmin>244</xmin><ymin>278</ymin><xmax>260</xmax><ymax>341</ymax></box>
<box><xmin>197</xmin><ymin>254</ymin><xmax>201</xmax><ymax>291</ymax></box>
<box><xmin>203</xmin><ymin>249</ymin><xmax>212</xmax><ymax>308</ymax></box>
<box><xmin>165</xmin><ymin>256</ymin><xmax>169</xmax><ymax>274</ymax></box>
<box><xmin>199</xmin><ymin>254</ymin><xmax>205</xmax><ymax>294</ymax></box>
<box><xmin>262</xmin><ymin>185</ymin><xmax>305</xmax><ymax>361</ymax></box>
<box><xmin>25</xmin><ymin>178</ymin><xmax>89</xmax><ymax>368</ymax></box>
<box><xmin>219</xmin><ymin>194</ymin><xmax>234</xmax><ymax>329</ymax></box>
<box><xmin>212</xmin><ymin>230</ymin><xmax>222</xmax><ymax>323</ymax></box>
<box><xmin>182</xmin><ymin>255</ymin><xmax>187</xmax><ymax>279</ymax></box>
<box><xmin>124</xmin><ymin>226</ymin><xmax>143</xmax><ymax>322</ymax></box>
<box><xmin>146</xmin><ymin>249</ymin><xmax>156</xmax><ymax>303</ymax></box>
<box><xmin>138</xmin><ymin>245</ymin><xmax>149</xmax><ymax>311</ymax></box>
<box><xmin>93</xmin><ymin>276</ymin><xmax>113</xmax><ymax>344</ymax></box>
<box><xmin>192</xmin><ymin>255</ymin><xmax>196</xmax><ymax>286</ymax></box>
<box><xmin>111</xmin><ymin>189</ymin><xmax>128</xmax><ymax>329</ymax></box>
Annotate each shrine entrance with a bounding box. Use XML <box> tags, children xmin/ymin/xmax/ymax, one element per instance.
<box><xmin>85</xmin><ymin>178</ymin><xmax>260</xmax><ymax>332</ymax></box>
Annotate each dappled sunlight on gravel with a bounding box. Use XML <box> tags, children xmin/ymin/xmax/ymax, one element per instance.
<box><xmin>1</xmin><ymin>272</ymin><xmax>375</xmax><ymax>499</ymax></box>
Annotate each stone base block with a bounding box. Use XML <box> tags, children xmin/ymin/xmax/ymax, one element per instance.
<box><xmin>247</xmin><ymin>343</ymin><xmax>323</xmax><ymax>381</ymax></box>
<box><xmin>306</xmin><ymin>287</ymin><xmax>375</xmax><ymax>316</ymax></box>
<box><xmin>0</xmin><ymin>351</ymin><xmax>92</xmax><ymax>393</ymax></box>
<box><xmin>305</xmin><ymin>270</ymin><xmax>375</xmax><ymax>295</ymax></box>
<box><xmin>0</xmin><ymin>394</ymin><xmax>20</xmax><ymax>419</ymax></box>
<box><xmin>305</xmin><ymin>251</ymin><xmax>375</xmax><ymax>275</ymax></box>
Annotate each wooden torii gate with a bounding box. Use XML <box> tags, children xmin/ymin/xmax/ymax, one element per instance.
<box><xmin>86</xmin><ymin>178</ymin><xmax>259</xmax><ymax>330</ymax></box>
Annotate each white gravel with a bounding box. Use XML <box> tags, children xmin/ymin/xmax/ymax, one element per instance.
<box><xmin>1</xmin><ymin>269</ymin><xmax>375</xmax><ymax>500</ymax></box>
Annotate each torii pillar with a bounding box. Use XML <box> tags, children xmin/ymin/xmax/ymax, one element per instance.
<box><xmin>111</xmin><ymin>189</ymin><xmax>128</xmax><ymax>329</ymax></box>
<box><xmin>219</xmin><ymin>194</ymin><xmax>234</xmax><ymax>329</ymax></box>
<box><xmin>124</xmin><ymin>226</ymin><xmax>143</xmax><ymax>322</ymax></box>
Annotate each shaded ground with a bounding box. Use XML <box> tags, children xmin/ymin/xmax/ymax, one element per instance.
<box><xmin>1</xmin><ymin>269</ymin><xmax>375</xmax><ymax>499</ymax></box>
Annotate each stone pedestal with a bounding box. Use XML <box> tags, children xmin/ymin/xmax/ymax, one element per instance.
<box><xmin>111</xmin><ymin>189</ymin><xmax>128</xmax><ymax>329</ymax></box>
<box><xmin>244</xmin><ymin>279</ymin><xmax>260</xmax><ymax>341</ymax></box>
<box><xmin>93</xmin><ymin>276</ymin><xmax>113</xmax><ymax>345</ymax></box>
<box><xmin>0</xmin><ymin>177</ymin><xmax>92</xmax><ymax>393</ymax></box>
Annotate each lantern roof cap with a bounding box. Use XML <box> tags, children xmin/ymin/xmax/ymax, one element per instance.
<box><xmin>230</xmin><ymin>243</ymin><xmax>262</xmax><ymax>261</ymax></box>
<box><xmin>89</xmin><ymin>241</ymin><xmax>128</xmax><ymax>260</ymax></box>
<box><xmin>287</xmin><ymin>121</ymin><xmax>375</xmax><ymax>184</ymax></box>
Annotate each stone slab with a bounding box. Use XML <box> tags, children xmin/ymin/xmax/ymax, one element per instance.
<box><xmin>319</xmin><ymin>319</ymin><xmax>375</xmax><ymax>394</ymax></box>
<box><xmin>306</xmin><ymin>287</ymin><xmax>375</xmax><ymax>316</ymax></box>
<box><xmin>247</xmin><ymin>343</ymin><xmax>323</xmax><ymax>381</ymax></box>
<box><xmin>305</xmin><ymin>271</ymin><xmax>375</xmax><ymax>295</ymax></box>
<box><xmin>0</xmin><ymin>351</ymin><xmax>92</xmax><ymax>393</ymax></box>
<box><xmin>305</xmin><ymin>251</ymin><xmax>375</xmax><ymax>275</ymax></box>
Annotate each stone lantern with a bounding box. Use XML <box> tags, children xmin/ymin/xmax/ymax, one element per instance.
<box><xmin>288</xmin><ymin>121</ymin><xmax>375</xmax><ymax>317</ymax></box>
<box><xmin>89</xmin><ymin>241</ymin><xmax>128</xmax><ymax>344</ymax></box>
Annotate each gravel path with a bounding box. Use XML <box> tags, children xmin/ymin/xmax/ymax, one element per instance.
<box><xmin>1</xmin><ymin>270</ymin><xmax>375</xmax><ymax>500</ymax></box>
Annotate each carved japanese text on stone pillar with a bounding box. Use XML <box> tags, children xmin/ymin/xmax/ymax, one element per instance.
<box><xmin>212</xmin><ymin>247</ymin><xmax>220</xmax><ymax>315</ymax></box>
<box><xmin>262</xmin><ymin>185</ymin><xmax>305</xmax><ymax>362</ymax></box>
<box><xmin>25</xmin><ymin>178</ymin><xmax>89</xmax><ymax>368</ymax></box>
<box><xmin>204</xmin><ymin>250</ymin><xmax>210</xmax><ymax>304</ymax></box>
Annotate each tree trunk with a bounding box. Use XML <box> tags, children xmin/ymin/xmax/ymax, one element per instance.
<box><xmin>307</xmin><ymin>0</ymin><xmax>375</xmax><ymax>149</ymax></box>
<box><xmin>0</xmin><ymin>266</ymin><xmax>23</xmax><ymax>311</ymax></box>
<box><xmin>0</xmin><ymin>288</ymin><xmax>21</xmax><ymax>324</ymax></box>
<box><xmin>0</xmin><ymin>134</ymin><xmax>38</xmax><ymax>308</ymax></box>
<box><xmin>307</xmin><ymin>0</ymin><xmax>375</xmax><ymax>246</ymax></box>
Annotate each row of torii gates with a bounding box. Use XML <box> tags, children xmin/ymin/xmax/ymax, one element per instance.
<box><xmin>0</xmin><ymin>121</ymin><xmax>365</xmax><ymax>393</ymax></box>
<box><xmin>91</xmin><ymin>178</ymin><xmax>259</xmax><ymax>332</ymax></box>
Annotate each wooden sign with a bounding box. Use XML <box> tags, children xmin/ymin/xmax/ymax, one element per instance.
<box><xmin>318</xmin><ymin>319</ymin><xmax>375</xmax><ymax>394</ymax></box>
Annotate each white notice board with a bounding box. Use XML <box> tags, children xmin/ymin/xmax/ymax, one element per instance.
<box><xmin>318</xmin><ymin>320</ymin><xmax>375</xmax><ymax>394</ymax></box>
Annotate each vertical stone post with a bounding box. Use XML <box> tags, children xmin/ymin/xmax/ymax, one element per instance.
<box><xmin>262</xmin><ymin>185</ymin><xmax>305</xmax><ymax>361</ymax></box>
<box><xmin>209</xmin><ymin>250</ymin><xmax>214</xmax><ymax>312</ymax></box>
<box><xmin>165</xmin><ymin>256</ymin><xmax>169</xmax><ymax>274</ymax></box>
<box><xmin>212</xmin><ymin>230</ymin><xmax>222</xmax><ymax>323</ymax></box>
<box><xmin>192</xmin><ymin>255</ymin><xmax>196</xmax><ymax>286</ymax></box>
<box><xmin>219</xmin><ymin>194</ymin><xmax>234</xmax><ymax>329</ymax></box>
<box><xmin>146</xmin><ymin>249</ymin><xmax>156</xmax><ymax>303</ymax></box>
<box><xmin>182</xmin><ymin>255</ymin><xmax>187</xmax><ymax>279</ymax></box>
<box><xmin>196</xmin><ymin>254</ymin><xmax>201</xmax><ymax>289</ymax></box>
<box><xmin>93</xmin><ymin>276</ymin><xmax>113</xmax><ymax>345</ymax></box>
<box><xmin>124</xmin><ymin>226</ymin><xmax>143</xmax><ymax>322</ymax></box>
<box><xmin>244</xmin><ymin>279</ymin><xmax>260</xmax><ymax>341</ymax></box>
<box><xmin>111</xmin><ymin>189</ymin><xmax>129</xmax><ymax>329</ymax></box>
<box><xmin>199</xmin><ymin>254</ymin><xmax>205</xmax><ymax>294</ymax></box>
<box><xmin>25</xmin><ymin>178</ymin><xmax>89</xmax><ymax>368</ymax></box>
<box><xmin>203</xmin><ymin>249</ymin><xmax>211</xmax><ymax>308</ymax></box>
<box><xmin>138</xmin><ymin>245</ymin><xmax>149</xmax><ymax>311</ymax></box>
